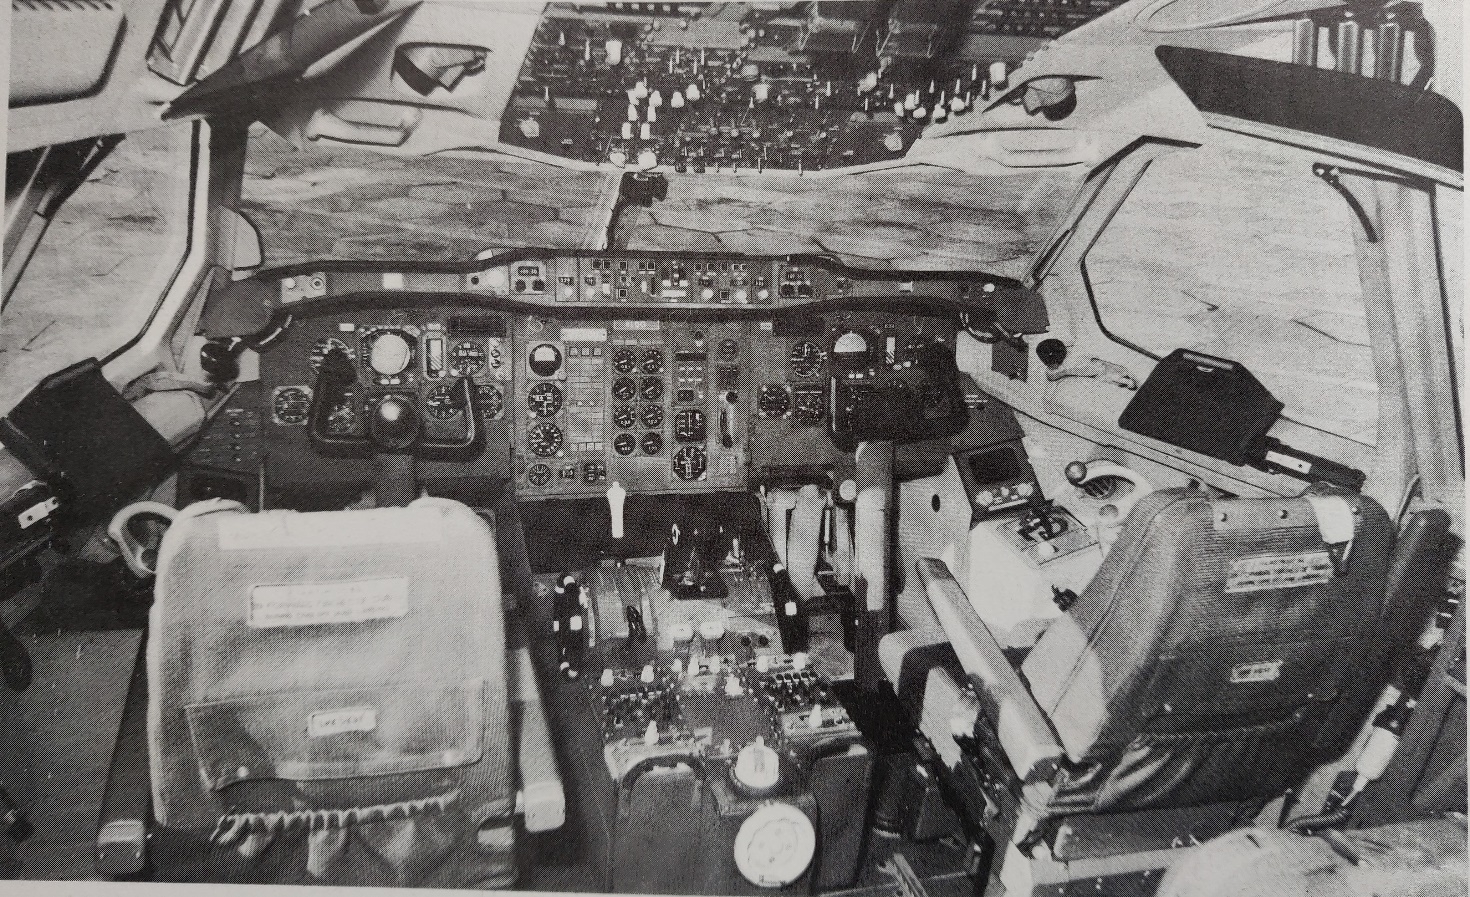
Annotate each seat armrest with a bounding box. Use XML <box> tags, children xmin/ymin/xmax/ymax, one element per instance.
<box><xmin>916</xmin><ymin>558</ymin><xmax>1064</xmax><ymax>782</ymax></box>
<box><xmin>96</xmin><ymin>633</ymin><xmax>151</xmax><ymax>877</ymax></box>
<box><xmin>508</xmin><ymin>644</ymin><xmax>564</xmax><ymax>832</ymax></box>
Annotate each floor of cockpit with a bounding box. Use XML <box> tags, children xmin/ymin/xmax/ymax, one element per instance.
<box><xmin>3</xmin><ymin>627</ymin><xmax>139</xmax><ymax>881</ymax></box>
<box><xmin>0</xmin><ymin>624</ymin><xmax>975</xmax><ymax>895</ymax></box>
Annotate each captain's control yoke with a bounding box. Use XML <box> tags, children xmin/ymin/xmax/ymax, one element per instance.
<box><xmin>308</xmin><ymin>347</ymin><xmax>481</xmax><ymax>506</ymax></box>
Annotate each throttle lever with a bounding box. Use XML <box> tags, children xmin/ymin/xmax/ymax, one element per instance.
<box><xmin>720</xmin><ymin>390</ymin><xmax>737</xmax><ymax>449</ymax></box>
<box><xmin>607</xmin><ymin>481</ymin><xmax>627</xmax><ymax>540</ymax></box>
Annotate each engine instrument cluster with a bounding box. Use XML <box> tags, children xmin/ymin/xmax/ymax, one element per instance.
<box><xmin>513</xmin><ymin>317</ymin><xmax>750</xmax><ymax>496</ymax></box>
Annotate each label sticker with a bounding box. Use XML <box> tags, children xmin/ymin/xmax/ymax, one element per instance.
<box><xmin>308</xmin><ymin>706</ymin><xmax>378</xmax><ymax>737</ymax></box>
<box><xmin>1230</xmin><ymin>659</ymin><xmax>1283</xmax><ymax>684</ymax></box>
<box><xmin>249</xmin><ymin>578</ymin><xmax>409</xmax><ymax>628</ymax></box>
<box><xmin>219</xmin><ymin>508</ymin><xmax>442</xmax><ymax>550</ymax></box>
<box><xmin>1225</xmin><ymin>551</ymin><xmax>1333</xmax><ymax>593</ymax></box>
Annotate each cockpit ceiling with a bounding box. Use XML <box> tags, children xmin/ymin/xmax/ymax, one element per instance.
<box><xmin>241</xmin><ymin>125</ymin><xmax>1082</xmax><ymax>272</ymax></box>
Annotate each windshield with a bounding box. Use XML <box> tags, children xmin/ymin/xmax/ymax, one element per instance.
<box><xmin>0</xmin><ymin>123</ymin><xmax>196</xmax><ymax>414</ymax></box>
<box><xmin>240</xmin><ymin>125</ymin><xmax>1082</xmax><ymax>277</ymax></box>
<box><xmin>1083</xmin><ymin>138</ymin><xmax>1380</xmax><ymax>446</ymax></box>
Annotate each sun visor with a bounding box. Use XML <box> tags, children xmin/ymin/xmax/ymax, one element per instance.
<box><xmin>199</xmin><ymin>272</ymin><xmax>277</xmax><ymax>339</ymax></box>
<box><xmin>165</xmin><ymin>0</ymin><xmax>421</xmax><ymax>121</ymax></box>
<box><xmin>915</xmin><ymin>42</ymin><xmax>1209</xmax><ymax>169</ymax></box>
<box><xmin>1118</xmin><ymin>350</ymin><xmax>1281</xmax><ymax>467</ymax></box>
<box><xmin>0</xmin><ymin>360</ymin><xmax>175</xmax><ymax>525</ymax></box>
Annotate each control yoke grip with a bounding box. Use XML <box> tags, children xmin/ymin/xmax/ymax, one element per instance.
<box><xmin>417</xmin><ymin>376</ymin><xmax>478</xmax><ymax>451</ymax></box>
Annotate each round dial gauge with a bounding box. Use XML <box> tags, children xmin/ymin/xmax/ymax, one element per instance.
<box><xmin>613</xmin><ymin>433</ymin><xmax>637</xmax><ymax>455</ymax></box>
<box><xmin>527</xmin><ymin>422</ymin><xmax>563</xmax><ymax>457</ymax></box>
<box><xmin>425</xmin><ymin>384</ymin><xmax>464</xmax><ymax>419</ymax></box>
<box><xmin>792</xmin><ymin>388</ymin><xmax>826</xmax><ymax>423</ymax></box>
<box><xmin>272</xmin><ymin>386</ymin><xmax>312</xmax><ymax>424</ymax></box>
<box><xmin>639</xmin><ymin>404</ymin><xmax>664</xmax><ymax>429</ymax></box>
<box><xmin>718</xmin><ymin>338</ymin><xmax>740</xmax><ymax>359</ymax></box>
<box><xmin>528</xmin><ymin>343</ymin><xmax>563</xmax><ymax>377</ymax></box>
<box><xmin>612</xmin><ymin>377</ymin><xmax>637</xmax><ymax>401</ymax></box>
<box><xmin>527</xmin><ymin>463</ymin><xmax>553</xmax><ymax>486</ymax></box>
<box><xmin>789</xmin><ymin>341</ymin><xmax>824</xmax><ymax>378</ymax></box>
<box><xmin>527</xmin><ymin>381</ymin><xmax>563</xmax><ymax>417</ymax></box>
<box><xmin>474</xmin><ymin>384</ymin><xmax>504</xmax><ymax>420</ymax></box>
<box><xmin>450</xmin><ymin>340</ymin><xmax>487</xmax><ymax>377</ymax></box>
<box><xmin>309</xmin><ymin>337</ymin><xmax>354</xmax><ymax>374</ymax></box>
<box><xmin>831</xmin><ymin>329</ymin><xmax>873</xmax><ymax>365</ymax></box>
<box><xmin>674</xmin><ymin>408</ymin><xmax>706</xmax><ymax>442</ymax></box>
<box><xmin>612</xmin><ymin>347</ymin><xmax>638</xmax><ymax>374</ymax></box>
<box><xmin>612</xmin><ymin>404</ymin><xmax>637</xmax><ymax>429</ymax></box>
<box><xmin>640</xmin><ymin>432</ymin><xmax>664</xmax><ymax>455</ymax></box>
<box><xmin>641</xmin><ymin>348</ymin><xmax>665</xmax><ymax>374</ymax></box>
<box><xmin>673</xmin><ymin>445</ymin><xmax>708</xmax><ymax>480</ymax></box>
<box><xmin>367</xmin><ymin>330</ymin><xmax>414</xmax><ymax>377</ymax></box>
<box><xmin>640</xmin><ymin>377</ymin><xmax>663</xmax><ymax>401</ymax></box>
<box><xmin>757</xmin><ymin>384</ymin><xmax>791</xmax><ymax>418</ymax></box>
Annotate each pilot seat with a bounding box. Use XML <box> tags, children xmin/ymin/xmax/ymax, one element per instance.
<box><xmin>94</xmin><ymin>496</ymin><xmax>563</xmax><ymax>887</ymax></box>
<box><xmin>880</xmin><ymin>487</ymin><xmax>1408</xmax><ymax>896</ymax></box>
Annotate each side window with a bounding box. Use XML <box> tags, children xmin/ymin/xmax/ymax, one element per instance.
<box><xmin>1084</xmin><ymin>141</ymin><xmax>1378</xmax><ymax>446</ymax></box>
<box><xmin>0</xmin><ymin>124</ymin><xmax>195</xmax><ymax>414</ymax></box>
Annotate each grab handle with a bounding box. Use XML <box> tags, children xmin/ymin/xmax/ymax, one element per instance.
<box><xmin>107</xmin><ymin>501</ymin><xmax>178</xmax><ymax>578</ymax></box>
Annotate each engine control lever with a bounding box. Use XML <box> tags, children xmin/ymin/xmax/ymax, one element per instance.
<box><xmin>607</xmin><ymin>481</ymin><xmax>627</xmax><ymax>540</ymax></box>
<box><xmin>720</xmin><ymin>391</ymin><xmax>736</xmax><ymax>449</ymax></box>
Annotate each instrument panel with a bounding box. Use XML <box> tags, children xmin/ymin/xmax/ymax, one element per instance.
<box><xmin>513</xmin><ymin>317</ymin><xmax>750</xmax><ymax>496</ymax></box>
<box><xmin>225</xmin><ymin>252</ymin><xmax>1031</xmax><ymax>501</ymax></box>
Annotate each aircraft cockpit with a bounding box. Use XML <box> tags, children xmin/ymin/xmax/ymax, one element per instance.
<box><xmin>0</xmin><ymin>1</ymin><xmax>1464</xmax><ymax>895</ymax></box>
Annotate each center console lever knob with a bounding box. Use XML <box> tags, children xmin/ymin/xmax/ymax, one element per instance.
<box><xmin>607</xmin><ymin>481</ymin><xmax>627</xmax><ymax>539</ymax></box>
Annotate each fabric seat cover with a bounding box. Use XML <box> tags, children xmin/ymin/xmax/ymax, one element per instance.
<box><xmin>146</xmin><ymin>497</ymin><xmax>514</xmax><ymax>887</ymax></box>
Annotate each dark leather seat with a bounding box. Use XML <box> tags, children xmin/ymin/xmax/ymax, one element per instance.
<box><xmin>881</xmin><ymin>487</ymin><xmax>1413</xmax><ymax>894</ymax></box>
